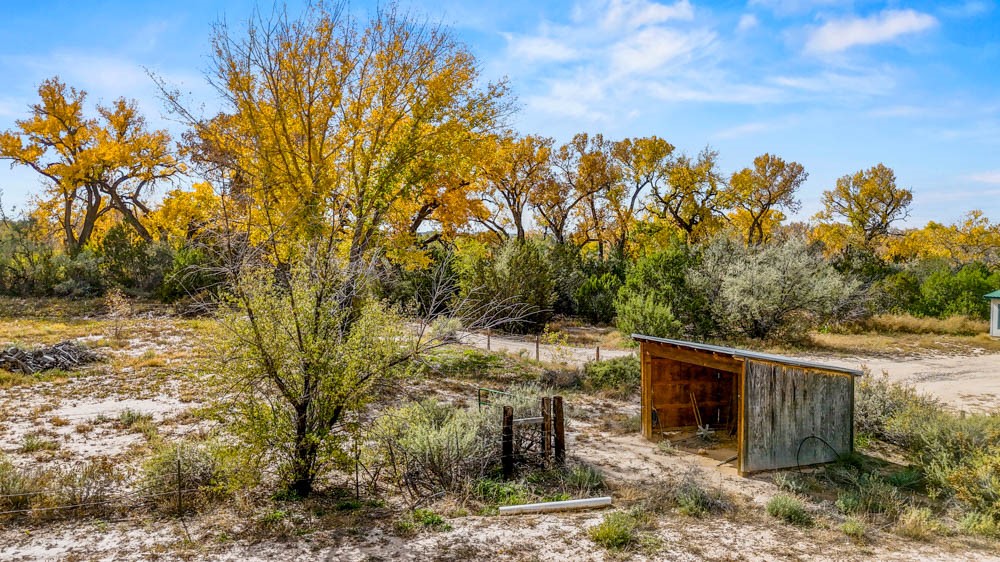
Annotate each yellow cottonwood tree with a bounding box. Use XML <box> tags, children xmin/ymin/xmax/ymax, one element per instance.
<box><xmin>814</xmin><ymin>163</ymin><xmax>912</xmax><ymax>253</ymax></box>
<box><xmin>728</xmin><ymin>153</ymin><xmax>806</xmax><ymax>245</ymax></box>
<box><xmin>0</xmin><ymin>78</ymin><xmax>179</xmax><ymax>253</ymax></box>
<box><xmin>608</xmin><ymin>135</ymin><xmax>674</xmax><ymax>256</ymax></box>
<box><xmin>532</xmin><ymin>133</ymin><xmax>617</xmax><ymax>254</ymax></box>
<box><xmin>648</xmin><ymin>146</ymin><xmax>725</xmax><ymax>242</ymax></box>
<box><xmin>173</xmin><ymin>4</ymin><xmax>508</xmax><ymax>265</ymax></box>
<box><xmin>475</xmin><ymin>133</ymin><xmax>553</xmax><ymax>242</ymax></box>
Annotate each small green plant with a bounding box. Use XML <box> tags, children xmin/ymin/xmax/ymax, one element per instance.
<box><xmin>841</xmin><ymin>517</ymin><xmax>867</xmax><ymax>541</ymax></box>
<box><xmin>589</xmin><ymin>511</ymin><xmax>640</xmax><ymax>550</ymax></box>
<box><xmin>260</xmin><ymin>509</ymin><xmax>288</xmax><ymax>525</ymax></box>
<box><xmin>887</xmin><ymin>467</ymin><xmax>924</xmax><ymax>490</ymax></box>
<box><xmin>766</xmin><ymin>494</ymin><xmax>813</xmax><ymax>526</ymax></box>
<box><xmin>473</xmin><ymin>478</ymin><xmax>529</xmax><ymax>507</ymax></box>
<box><xmin>773</xmin><ymin>472</ymin><xmax>809</xmax><ymax>495</ymax></box>
<box><xmin>655</xmin><ymin>439</ymin><xmax>676</xmax><ymax>456</ymax></box>
<box><xmin>895</xmin><ymin>507</ymin><xmax>942</xmax><ymax>540</ymax></box>
<box><xmin>835</xmin><ymin>474</ymin><xmax>903</xmax><ymax>519</ymax></box>
<box><xmin>117</xmin><ymin>408</ymin><xmax>153</xmax><ymax>429</ymax></box>
<box><xmin>20</xmin><ymin>433</ymin><xmax>60</xmax><ymax>453</ymax></box>
<box><xmin>959</xmin><ymin>511</ymin><xmax>1000</xmax><ymax>538</ymax></box>
<box><xmin>673</xmin><ymin>474</ymin><xmax>731</xmax><ymax>518</ymax></box>
<box><xmin>411</xmin><ymin>508</ymin><xmax>451</xmax><ymax>531</ymax></box>
<box><xmin>566</xmin><ymin>464</ymin><xmax>604</xmax><ymax>493</ymax></box>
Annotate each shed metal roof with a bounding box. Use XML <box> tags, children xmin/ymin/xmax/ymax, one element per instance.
<box><xmin>985</xmin><ymin>290</ymin><xmax>1000</xmax><ymax>299</ymax></box>
<box><xmin>631</xmin><ymin>334</ymin><xmax>863</xmax><ymax>376</ymax></box>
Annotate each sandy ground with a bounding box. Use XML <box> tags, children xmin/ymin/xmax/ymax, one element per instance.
<box><xmin>1</xmin><ymin>320</ymin><xmax>998</xmax><ymax>560</ymax></box>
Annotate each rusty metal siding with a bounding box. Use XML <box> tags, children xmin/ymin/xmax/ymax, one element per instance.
<box><xmin>742</xmin><ymin>359</ymin><xmax>853</xmax><ymax>473</ymax></box>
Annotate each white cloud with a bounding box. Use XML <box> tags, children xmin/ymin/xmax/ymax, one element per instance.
<box><xmin>610</xmin><ymin>27</ymin><xmax>715</xmax><ymax>74</ymax></box>
<box><xmin>939</xmin><ymin>1</ymin><xmax>993</xmax><ymax>18</ymax></box>
<box><xmin>966</xmin><ymin>171</ymin><xmax>1000</xmax><ymax>184</ymax></box>
<box><xmin>748</xmin><ymin>0</ymin><xmax>844</xmax><ymax>16</ymax></box>
<box><xmin>504</xmin><ymin>34</ymin><xmax>579</xmax><ymax>63</ymax></box>
<box><xmin>806</xmin><ymin>9</ymin><xmax>938</xmax><ymax>54</ymax></box>
<box><xmin>599</xmin><ymin>0</ymin><xmax>694</xmax><ymax>31</ymax></box>
<box><xmin>737</xmin><ymin>14</ymin><xmax>759</xmax><ymax>32</ymax></box>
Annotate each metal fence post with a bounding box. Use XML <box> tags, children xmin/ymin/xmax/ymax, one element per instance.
<box><xmin>502</xmin><ymin>406</ymin><xmax>514</xmax><ymax>479</ymax></box>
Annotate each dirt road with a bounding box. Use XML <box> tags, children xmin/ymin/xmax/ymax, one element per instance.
<box><xmin>463</xmin><ymin>332</ymin><xmax>999</xmax><ymax>412</ymax></box>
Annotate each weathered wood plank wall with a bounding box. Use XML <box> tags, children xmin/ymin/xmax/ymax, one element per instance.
<box><xmin>742</xmin><ymin>360</ymin><xmax>853</xmax><ymax>472</ymax></box>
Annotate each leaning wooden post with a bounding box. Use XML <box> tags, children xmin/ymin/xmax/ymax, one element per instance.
<box><xmin>553</xmin><ymin>396</ymin><xmax>565</xmax><ymax>465</ymax></box>
<box><xmin>502</xmin><ymin>406</ymin><xmax>514</xmax><ymax>479</ymax></box>
<box><xmin>541</xmin><ymin>396</ymin><xmax>552</xmax><ymax>462</ymax></box>
<box><xmin>535</xmin><ymin>335</ymin><xmax>540</xmax><ymax>361</ymax></box>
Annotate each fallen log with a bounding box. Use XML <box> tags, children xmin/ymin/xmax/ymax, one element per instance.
<box><xmin>498</xmin><ymin>496</ymin><xmax>613</xmax><ymax>515</ymax></box>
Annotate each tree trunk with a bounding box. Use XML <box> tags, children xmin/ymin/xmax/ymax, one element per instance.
<box><xmin>291</xmin><ymin>403</ymin><xmax>316</xmax><ymax>497</ymax></box>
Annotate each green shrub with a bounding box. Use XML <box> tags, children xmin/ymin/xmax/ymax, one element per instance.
<box><xmin>689</xmin><ymin>236</ymin><xmax>865</xmax><ymax>341</ymax></box>
<box><xmin>589</xmin><ymin>511</ymin><xmax>641</xmax><ymax>550</ymax></box>
<box><xmin>674</xmin><ymin>477</ymin><xmax>730</xmax><ymax>517</ymax></box>
<box><xmin>0</xmin><ymin>456</ymin><xmax>44</xmax><ymax>513</ymax></box>
<box><xmin>411</xmin><ymin>508</ymin><xmax>451</xmax><ymax>531</ymax></box>
<box><xmin>366</xmin><ymin>401</ymin><xmax>499</xmax><ymax>499</ymax></box>
<box><xmin>895</xmin><ymin>507</ymin><xmax>942</xmax><ymax>540</ymax></box>
<box><xmin>20</xmin><ymin>433</ymin><xmax>60</xmax><ymax>453</ymax></box>
<box><xmin>917</xmin><ymin>262</ymin><xmax>999</xmax><ymax>319</ymax></box>
<box><xmin>841</xmin><ymin>517</ymin><xmax>867</xmax><ymax>541</ymax></box>
<box><xmin>575</xmin><ymin>273</ymin><xmax>621</xmax><ymax>324</ymax></box>
<box><xmin>581</xmin><ymin>355</ymin><xmax>640</xmax><ymax>398</ymax></box>
<box><xmin>457</xmin><ymin>238</ymin><xmax>556</xmax><ymax>333</ymax></box>
<box><xmin>565</xmin><ymin>464</ymin><xmax>605</xmax><ymax>494</ymax></box>
<box><xmin>473</xmin><ymin>478</ymin><xmax>529</xmax><ymax>507</ymax></box>
<box><xmin>614</xmin><ymin>291</ymin><xmax>680</xmax><ymax>340</ymax></box>
<box><xmin>766</xmin><ymin>494</ymin><xmax>812</xmax><ymax>526</ymax></box>
<box><xmin>854</xmin><ymin>368</ymin><xmax>941</xmax><ymax>445</ymax></box>
<box><xmin>141</xmin><ymin>441</ymin><xmax>226</xmax><ymax>512</ymax></box>
<box><xmin>835</xmin><ymin>474</ymin><xmax>904</xmax><ymax>519</ymax></box>
<box><xmin>960</xmin><ymin>511</ymin><xmax>1000</xmax><ymax>538</ymax></box>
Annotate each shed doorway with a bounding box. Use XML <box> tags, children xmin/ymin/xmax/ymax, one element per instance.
<box><xmin>645</xmin><ymin>347</ymin><xmax>743</xmax><ymax>468</ymax></box>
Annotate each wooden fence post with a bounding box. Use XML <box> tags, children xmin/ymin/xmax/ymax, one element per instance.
<box><xmin>487</xmin><ymin>328</ymin><xmax>491</xmax><ymax>351</ymax></box>
<box><xmin>553</xmin><ymin>396</ymin><xmax>565</xmax><ymax>465</ymax></box>
<box><xmin>535</xmin><ymin>335</ymin><xmax>540</xmax><ymax>361</ymax></box>
<box><xmin>541</xmin><ymin>396</ymin><xmax>552</xmax><ymax>462</ymax></box>
<box><xmin>502</xmin><ymin>406</ymin><xmax>514</xmax><ymax>479</ymax></box>
<box><xmin>596</xmin><ymin>346</ymin><xmax>600</xmax><ymax>361</ymax></box>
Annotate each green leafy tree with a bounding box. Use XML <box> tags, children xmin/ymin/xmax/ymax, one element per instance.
<box><xmin>457</xmin><ymin>238</ymin><xmax>555</xmax><ymax>333</ymax></box>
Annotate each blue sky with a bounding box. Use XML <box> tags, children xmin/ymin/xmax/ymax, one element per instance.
<box><xmin>1</xmin><ymin>0</ymin><xmax>998</xmax><ymax>226</ymax></box>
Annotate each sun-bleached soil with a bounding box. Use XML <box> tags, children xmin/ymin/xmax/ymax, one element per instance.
<box><xmin>1</xmin><ymin>312</ymin><xmax>997</xmax><ymax>561</ymax></box>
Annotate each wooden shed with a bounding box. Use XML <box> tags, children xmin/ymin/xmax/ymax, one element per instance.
<box><xmin>633</xmin><ymin>334</ymin><xmax>861</xmax><ymax>475</ymax></box>
<box><xmin>986</xmin><ymin>290</ymin><xmax>1000</xmax><ymax>338</ymax></box>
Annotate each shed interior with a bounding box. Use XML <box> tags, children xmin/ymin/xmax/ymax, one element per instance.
<box><xmin>648</xmin><ymin>357</ymin><xmax>738</xmax><ymax>432</ymax></box>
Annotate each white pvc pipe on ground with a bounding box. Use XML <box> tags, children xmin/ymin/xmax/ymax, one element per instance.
<box><xmin>497</xmin><ymin>496</ymin><xmax>613</xmax><ymax>515</ymax></box>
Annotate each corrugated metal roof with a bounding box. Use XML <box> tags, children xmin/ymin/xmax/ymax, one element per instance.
<box><xmin>985</xmin><ymin>290</ymin><xmax>1000</xmax><ymax>299</ymax></box>
<box><xmin>631</xmin><ymin>334</ymin><xmax>863</xmax><ymax>376</ymax></box>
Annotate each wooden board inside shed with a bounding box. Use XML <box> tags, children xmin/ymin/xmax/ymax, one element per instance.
<box><xmin>649</xmin><ymin>357</ymin><xmax>738</xmax><ymax>430</ymax></box>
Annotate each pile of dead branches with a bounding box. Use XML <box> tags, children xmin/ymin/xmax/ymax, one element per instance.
<box><xmin>0</xmin><ymin>341</ymin><xmax>100</xmax><ymax>374</ymax></box>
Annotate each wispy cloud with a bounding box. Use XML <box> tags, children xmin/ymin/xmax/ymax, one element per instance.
<box><xmin>747</xmin><ymin>0</ymin><xmax>843</xmax><ymax>17</ymax></box>
<box><xmin>806</xmin><ymin>10</ymin><xmax>938</xmax><ymax>54</ymax></box>
<box><xmin>966</xmin><ymin>170</ymin><xmax>1000</xmax><ymax>183</ymax></box>
<box><xmin>736</xmin><ymin>14</ymin><xmax>759</xmax><ymax>32</ymax></box>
